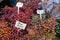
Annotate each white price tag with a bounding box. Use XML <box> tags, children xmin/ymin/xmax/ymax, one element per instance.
<box><xmin>15</xmin><ymin>21</ymin><xmax>27</xmax><ymax>30</ymax></box>
<box><xmin>16</xmin><ymin>2</ymin><xmax>23</xmax><ymax>14</ymax></box>
<box><xmin>37</xmin><ymin>10</ymin><xmax>45</xmax><ymax>20</ymax></box>
<box><xmin>41</xmin><ymin>0</ymin><xmax>45</xmax><ymax>2</ymax></box>
<box><xmin>16</xmin><ymin>2</ymin><xmax>23</xmax><ymax>7</ymax></box>
<box><xmin>37</xmin><ymin>10</ymin><xmax>45</xmax><ymax>14</ymax></box>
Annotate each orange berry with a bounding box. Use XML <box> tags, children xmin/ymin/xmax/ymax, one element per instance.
<box><xmin>48</xmin><ymin>30</ymin><xmax>50</xmax><ymax>33</ymax></box>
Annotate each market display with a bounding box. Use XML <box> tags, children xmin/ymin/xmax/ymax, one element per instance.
<box><xmin>0</xmin><ymin>0</ymin><xmax>60</xmax><ymax>40</ymax></box>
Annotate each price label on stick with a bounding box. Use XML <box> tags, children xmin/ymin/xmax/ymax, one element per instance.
<box><xmin>16</xmin><ymin>2</ymin><xmax>23</xmax><ymax>7</ymax></box>
<box><xmin>16</xmin><ymin>2</ymin><xmax>23</xmax><ymax>14</ymax></box>
<box><xmin>37</xmin><ymin>10</ymin><xmax>44</xmax><ymax>14</ymax></box>
<box><xmin>15</xmin><ymin>21</ymin><xmax>27</xmax><ymax>30</ymax></box>
<box><xmin>37</xmin><ymin>10</ymin><xmax>45</xmax><ymax>20</ymax></box>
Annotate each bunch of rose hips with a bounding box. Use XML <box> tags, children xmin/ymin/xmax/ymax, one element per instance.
<box><xmin>0</xmin><ymin>5</ymin><xmax>34</xmax><ymax>27</ymax></box>
<box><xmin>40</xmin><ymin>18</ymin><xmax>58</xmax><ymax>33</ymax></box>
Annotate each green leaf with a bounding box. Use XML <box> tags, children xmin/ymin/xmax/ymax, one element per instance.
<box><xmin>54</xmin><ymin>37</ymin><xmax>60</xmax><ymax>40</ymax></box>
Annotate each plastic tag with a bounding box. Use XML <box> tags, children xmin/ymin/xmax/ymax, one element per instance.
<box><xmin>15</xmin><ymin>21</ymin><xmax>27</xmax><ymax>30</ymax></box>
<box><xmin>37</xmin><ymin>10</ymin><xmax>45</xmax><ymax>14</ymax></box>
<box><xmin>16</xmin><ymin>2</ymin><xmax>23</xmax><ymax>14</ymax></box>
<box><xmin>16</xmin><ymin>2</ymin><xmax>23</xmax><ymax>7</ymax></box>
<box><xmin>41</xmin><ymin>0</ymin><xmax>45</xmax><ymax>2</ymax></box>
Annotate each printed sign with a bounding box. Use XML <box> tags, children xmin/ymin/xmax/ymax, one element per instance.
<box><xmin>37</xmin><ymin>10</ymin><xmax>45</xmax><ymax>14</ymax></box>
<box><xmin>15</xmin><ymin>21</ymin><xmax>27</xmax><ymax>30</ymax></box>
<box><xmin>16</xmin><ymin>2</ymin><xmax>23</xmax><ymax>7</ymax></box>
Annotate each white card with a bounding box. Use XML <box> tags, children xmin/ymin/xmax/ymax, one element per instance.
<box><xmin>41</xmin><ymin>0</ymin><xmax>45</xmax><ymax>2</ymax></box>
<box><xmin>37</xmin><ymin>10</ymin><xmax>45</xmax><ymax>14</ymax></box>
<box><xmin>16</xmin><ymin>2</ymin><xmax>23</xmax><ymax>14</ymax></box>
<box><xmin>16</xmin><ymin>2</ymin><xmax>23</xmax><ymax>7</ymax></box>
<box><xmin>15</xmin><ymin>21</ymin><xmax>27</xmax><ymax>30</ymax></box>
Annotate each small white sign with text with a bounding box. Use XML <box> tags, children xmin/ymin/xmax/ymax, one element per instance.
<box><xmin>16</xmin><ymin>2</ymin><xmax>23</xmax><ymax>14</ymax></box>
<box><xmin>16</xmin><ymin>2</ymin><xmax>23</xmax><ymax>7</ymax></box>
<box><xmin>37</xmin><ymin>10</ymin><xmax>44</xmax><ymax>14</ymax></box>
<box><xmin>15</xmin><ymin>21</ymin><xmax>27</xmax><ymax>30</ymax></box>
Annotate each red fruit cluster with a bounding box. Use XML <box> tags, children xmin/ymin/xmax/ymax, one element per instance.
<box><xmin>18</xmin><ymin>0</ymin><xmax>40</xmax><ymax>11</ymax></box>
<box><xmin>0</xmin><ymin>20</ymin><xmax>42</xmax><ymax>40</ymax></box>
<box><xmin>0</xmin><ymin>5</ymin><xmax>34</xmax><ymax>27</ymax></box>
<box><xmin>18</xmin><ymin>0</ymin><xmax>40</xmax><ymax>3</ymax></box>
<box><xmin>0</xmin><ymin>21</ymin><xmax>29</xmax><ymax>40</ymax></box>
<box><xmin>40</xmin><ymin>18</ymin><xmax>58</xmax><ymax>33</ymax></box>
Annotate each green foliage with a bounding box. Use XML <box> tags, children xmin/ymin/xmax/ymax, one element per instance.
<box><xmin>54</xmin><ymin>37</ymin><xmax>60</xmax><ymax>40</ymax></box>
<box><xmin>54</xmin><ymin>24</ymin><xmax>60</xmax><ymax>40</ymax></box>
